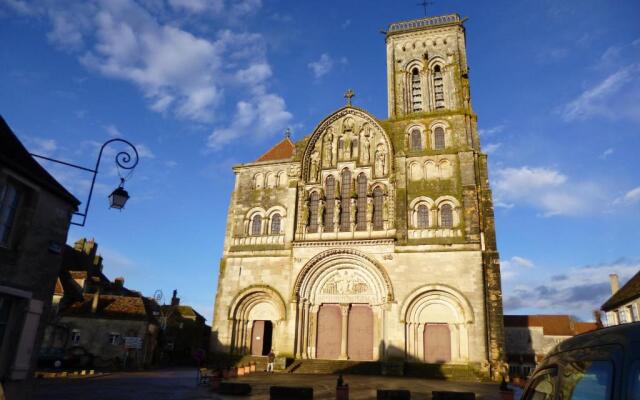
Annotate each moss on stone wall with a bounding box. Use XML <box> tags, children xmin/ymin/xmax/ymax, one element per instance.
<box><xmin>228</xmin><ymin>244</ymin><xmax>286</xmax><ymax>252</ymax></box>
<box><xmin>406</xmin><ymin>178</ymin><xmax>459</xmax><ymax>201</ymax></box>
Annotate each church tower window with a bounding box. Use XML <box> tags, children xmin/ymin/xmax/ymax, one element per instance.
<box><xmin>373</xmin><ymin>187</ymin><xmax>384</xmax><ymax>231</ymax></box>
<box><xmin>433</xmin><ymin>65</ymin><xmax>445</xmax><ymax>109</ymax></box>
<box><xmin>417</xmin><ymin>204</ymin><xmax>429</xmax><ymax>229</ymax></box>
<box><xmin>309</xmin><ymin>192</ymin><xmax>319</xmax><ymax>233</ymax></box>
<box><xmin>324</xmin><ymin>176</ymin><xmax>336</xmax><ymax>231</ymax></box>
<box><xmin>411</xmin><ymin>68</ymin><xmax>423</xmax><ymax>112</ymax></box>
<box><xmin>440</xmin><ymin>203</ymin><xmax>453</xmax><ymax>228</ymax></box>
<box><xmin>356</xmin><ymin>173</ymin><xmax>367</xmax><ymax>231</ymax></box>
<box><xmin>340</xmin><ymin>169</ymin><xmax>351</xmax><ymax>231</ymax></box>
<box><xmin>270</xmin><ymin>213</ymin><xmax>281</xmax><ymax>234</ymax></box>
<box><xmin>434</xmin><ymin>126</ymin><xmax>445</xmax><ymax>150</ymax></box>
<box><xmin>251</xmin><ymin>214</ymin><xmax>262</xmax><ymax>236</ymax></box>
<box><xmin>410</xmin><ymin>128</ymin><xmax>422</xmax><ymax>151</ymax></box>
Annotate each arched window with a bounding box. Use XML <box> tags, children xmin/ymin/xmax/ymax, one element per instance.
<box><xmin>356</xmin><ymin>173</ymin><xmax>367</xmax><ymax>231</ymax></box>
<box><xmin>434</xmin><ymin>126</ymin><xmax>445</xmax><ymax>150</ymax></box>
<box><xmin>373</xmin><ymin>187</ymin><xmax>384</xmax><ymax>231</ymax></box>
<box><xmin>251</xmin><ymin>215</ymin><xmax>262</xmax><ymax>235</ymax></box>
<box><xmin>324</xmin><ymin>175</ymin><xmax>336</xmax><ymax>231</ymax></box>
<box><xmin>309</xmin><ymin>192</ymin><xmax>319</xmax><ymax>233</ymax></box>
<box><xmin>340</xmin><ymin>169</ymin><xmax>351</xmax><ymax>231</ymax></box>
<box><xmin>417</xmin><ymin>204</ymin><xmax>429</xmax><ymax>229</ymax></box>
<box><xmin>433</xmin><ymin>65</ymin><xmax>445</xmax><ymax>109</ymax></box>
<box><xmin>440</xmin><ymin>204</ymin><xmax>453</xmax><ymax>228</ymax></box>
<box><xmin>411</xmin><ymin>68</ymin><xmax>422</xmax><ymax>112</ymax></box>
<box><xmin>410</xmin><ymin>128</ymin><xmax>422</xmax><ymax>150</ymax></box>
<box><xmin>270</xmin><ymin>213</ymin><xmax>281</xmax><ymax>234</ymax></box>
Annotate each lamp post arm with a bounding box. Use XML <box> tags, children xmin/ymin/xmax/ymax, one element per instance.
<box><xmin>31</xmin><ymin>138</ymin><xmax>139</xmax><ymax>227</ymax></box>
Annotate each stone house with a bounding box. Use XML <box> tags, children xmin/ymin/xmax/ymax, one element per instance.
<box><xmin>41</xmin><ymin>239</ymin><xmax>160</xmax><ymax>369</ymax></box>
<box><xmin>0</xmin><ymin>116</ymin><xmax>79</xmax><ymax>399</ymax></box>
<box><xmin>601</xmin><ymin>272</ymin><xmax>640</xmax><ymax>326</ymax></box>
<box><xmin>211</xmin><ymin>14</ymin><xmax>506</xmax><ymax>379</ymax></box>
<box><xmin>159</xmin><ymin>290</ymin><xmax>210</xmax><ymax>364</ymax></box>
<box><xmin>503</xmin><ymin>315</ymin><xmax>597</xmax><ymax>378</ymax></box>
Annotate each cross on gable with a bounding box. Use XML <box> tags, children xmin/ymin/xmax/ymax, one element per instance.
<box><xmin>417</xmin><ymin>0</ymin><xmax>434</xmax><ymax>16</ymax></box>
<box><xmin>344</xmin><ymin>89</ymin><xmax>355</xmax><ymax>106</ymax></box>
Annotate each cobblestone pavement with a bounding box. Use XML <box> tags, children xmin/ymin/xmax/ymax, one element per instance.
<box><xmin>34</xmin><ymin>369</ymin><xmax>503</xmax><ymax>400</ymax></box>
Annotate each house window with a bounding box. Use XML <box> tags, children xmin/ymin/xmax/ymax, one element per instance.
<box><xmin>619</xmin><ymin>308</ymin><xmax>628</xmax><ymax>324</ymax></box>
<box><xmin>417</xmin><ymin>204</ymin><xmax>429</xmax><ymax>229</ymax></box>
<box><xmin>356</xmin><ymin>173</ymin><xmax>367</xmax><ymax>231</ymax></box>
<box><xmin>108</xmin><ymin>333</ymin><xmax>120</xmax><ymax>345</ymax></box>
<box><xmin>433</xmin><ymin>65</ymin><xmax>445</xmax><ymax>109</ymax></box>
<box><xmin>270</xmin><ymin>213</ymin><xmax>281</xmax><ymax>234</ymax></box>
<box><xmin>410</xmin><ymin>128</ymin><xmax>422</xmax><ymax>150</ymax></box>
<box><xmin>340</xmin><ymin>169</ymin><xmax>351</xmax><ymax>231</ymax></box>
<box><xmin>411</xmin><ymin>68</ymin><xmax>422</xmax><ymax>112</ymax></box>
<box><xmin>309</xmin><ymin>192</ymin><xmax>319</xmax><ymax>233</ymax></box>
<box><xmin>251</xmin><ymin>215</ymin><xmax>262</xmax><ymax>236</ymax></box>
<box><xmin>324</xmin><ymin>176</ymin><xmax>336</xmax><ymax>231</ymax></box>
<box><xmin>71</xmin><ymin>330</ymin><xmax>81</xmax><ymax>345</ymax></box>
<box><xmin>0</xmin><ymin>182</ymin><xmax>21</xmax><ymax>247</ymax></box>
<box><xmin>632</xmin><ymin>304</ymin><xmax>639</xmax><ymax>322</ymax></box>
<box><xmin>441</xmin><ymin>204</ymin><xmax>453</xmax><ymax>228</ymax></box>
<box><xmin>434</xmin><ymin>127</ymin><xmax>445</xmax><ymax>150</ymax></box>
<box><xmin>373</xmin><ymin>187</ymin><xmax>384</xmax><ymax>231</ymax></box>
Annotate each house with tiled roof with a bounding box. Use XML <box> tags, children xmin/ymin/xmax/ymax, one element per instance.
<box><xmin>601</xmin><ymin>272</ymin><xmax>640</xmax><ymax>326</ymax></box>
<box><xmin>503</xmin><ymin>314</ymin><xmax>597</xmax><ymax>379</ymax></box>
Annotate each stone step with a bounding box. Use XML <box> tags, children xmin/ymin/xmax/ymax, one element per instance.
<box><xmin>235</xmin><ymin>355</ymin><xmax>269</xmax><ymax>371</ymax></box>
<box><xmin>286</xmin><ymin>359</ymin><xmax>381</xmax><ymax>375</ymax></box>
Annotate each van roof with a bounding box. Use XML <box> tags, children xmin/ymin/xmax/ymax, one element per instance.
<box><xmin>548</xmin><ymin>322</ymin><xmax>640</xmax><ymax>356</ymax></box>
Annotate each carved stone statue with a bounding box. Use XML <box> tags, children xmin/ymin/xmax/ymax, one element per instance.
<box><xmin>362</xmin><ymin>135</ymin><xmax>371</xmax><ymax>164</ymax></box>
<box><xmin>301</xmin><ymin>205</ymin><xmax>309</xmax><ymax>227</ymax></box>
<box><xmin>318</xmin><ymin>199</ymin><xmax>325</xmax><ymax>228</ymax></box>
<box><xmin>324</xmin><ymin>131</ymin><xmax>334</xmax><ymax>166</ymax></box>
<box><xmin>334</xmin><ymin>199</ymin><xmax>341</xmax><ymax>227</ymax></box>
<box><xmin>382</xmin><ymin>196</ymin><xmax>389</xmax><ymax>226</ymax></box>
<box><xmin>338</xmin><ymin>135</ymin><xmax>345</xmax><ymax>161</ymax></box>
<box><xmin>342</xmin><ymin>135</ymin><xmax>351</xmax><ymax>160</ymax></box>
<box><xmin>343</xmin><ymin>117</ymin><xmax>354</xmax><ymax>133</ymax></box>
<box><xmin>350</xmin><ymin>135</ymin><xmax>358</xmax><ymax>160</ymax></box>
<box><xmin>310</xmin><ymin>150</ymin><xmax>320</xmax><ymax>182</ymax></box>
<box><xmin>349</xmin><ymin>198</ymin><xmax>357</xmax><ymax>225</ymax></box>
<box><xmin>366</xmin><ymin>197</ymin><xmax>373</xmax><ymax>223</ymax></box>
<box><xmin>375</xmin><ymin>144</ymin><xmax>387</xmax><ymax>177</ymax></box>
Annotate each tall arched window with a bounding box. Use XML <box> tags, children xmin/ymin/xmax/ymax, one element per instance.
<box><xmin>324</xmin><ymin>175</ymin><xmax>336</xmax><ymax>231</ymax></box>
<box><xmin>373</xmin><ymin>187</ymin><xmax>384</xmax><ymax>231</ymax></box>
<box><xmin>417</xmin><ymin>204</ymin><xmax>429</xmax><ymax>229</ymax></box>
<box><xmin>440</xmin><ymin>204</ymin><xmax>453</xmax><ymax>228</ymax></box>
<box><xmin>309</xmin><ymin>192</ymin><xmax>319</xmax><ymax>232</ymax></box>
<box><xmin>433</xmin><ymin>65</ymin><xmax>444</xmax><ymax>109</ymax></box>
<box><xmin>434</xmin><ymin>126</ymin><xmax>445</xmax><ymax>150</ymax></box>
<box><xmin>340</xmin><ymin>169</ymin><xmax>351</xmax><ymax>231</ymax></box>
<box><xmin>356</xmin><ymin>173</ymin><xmax>367</xmax><ymax>231</ymax></box>
<box><xmin>251</xmin><ymin>215</ymin><xmax>262</xmax><ymax>235</ymax></box>
<box><xmin>270</xmin><ymin>213</ymin><xmax>281</xmax><ymax>234</ymax></box>
<box><xmin>411</xmin><ymin>68</ymin><xmax>423</xmax><ymax>112</ymax></box>
<box><xmin>410</xmin><ymin>128</ymin><xmax>422</xmax><ymax>150</ymax></box>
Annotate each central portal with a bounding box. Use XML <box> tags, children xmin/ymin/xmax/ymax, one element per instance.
<box><xmin>315</xmin><ymin>303</ymin><xmax>373</xmax><ymax>360</ymax></box>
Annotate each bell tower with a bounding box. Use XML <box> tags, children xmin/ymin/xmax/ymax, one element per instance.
<box><xmin>385</xmin><ymin>14</ymin><xmax>471</xmax><ymax>118</ymax></box>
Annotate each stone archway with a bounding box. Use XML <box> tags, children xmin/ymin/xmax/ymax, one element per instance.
<box><xmin>228</xmin><ymin>286</ymin><xmax>286</xmax><ymax>354</ymax></box>
<box><xmin>401</xmin><ymin>284</ymin><xmax>474</xmax><ymax>363</ymax></box>
<box><xmin>293</xmin><ymin>249</ymin><xmax>393</xmax><ymax>360</ymax></box>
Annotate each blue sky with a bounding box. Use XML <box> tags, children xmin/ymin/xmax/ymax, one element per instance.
<box><xmin>1</xmin><ymin>0</ymin><xmax>639</xmax><ymax>322</ymax></box>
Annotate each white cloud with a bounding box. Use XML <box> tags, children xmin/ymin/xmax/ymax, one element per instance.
<box><xmin>104</xmin><ymin>124</ymin><xmax>122</xmax><ymax>137</ymax></box>
<box><xmin>136</xmin><ymin>144</ymin><xmax>155</xmax><ymax>159</ymax></box>
<box><xmin>501</xmin><ymin>256</ymin><xmax>535</xmax><ymax>280</ymax></box>
<box><xmin>28</xmin><ymin>137</ymin><xmax>58</xmax><ymax>156</ymax></box>
<box><xmin>168</xmin><ymin>0</ymin><xmax>223</xmax><ymax>14</ymax></box>
<box><xmin>308</xmin><ymin>53</ymin><xmax>334</xmax><ymax>79</ymax></box>
<box><xmin>613</xmin><ymin>187</ymin><xmax>640</xmax><ymax>205</ymax></box>
<box><xmin>503</xmin><ymin>258</ymin><xmax>640</xmax><ymax>320</ymax></box>
<box><xmin>493</xmin><ymin>166</ymin><xmax>604</xmax><ymax>216</ymax></box>
<box><xmin>599</xmin><ymin>147</ymin><xmax>614</xmax><ymax>160</ymax></box>
<box><xmin>478</xmin><ymin>124</ymin><xmax>505</xmax><ymax>137</ymax></box>
<box><xmin>484</xmin><ymin>142</ymin><xmax>502</xmax><ymax>155</ymax></box>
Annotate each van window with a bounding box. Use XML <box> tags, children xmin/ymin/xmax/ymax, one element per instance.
<box><xmin>560</xmin><ymin>361</ymin><xmax>613</xmax><ymax>400</ymax></box>
<box><xmin>525</xmin><ymin>368</ymin><xmax>557</xmax><ymax>400</ymax></box>
<box><xmin>630</xmin><ymin>361</ymin><xmax>640</xmax><ymax>400</ymax></box>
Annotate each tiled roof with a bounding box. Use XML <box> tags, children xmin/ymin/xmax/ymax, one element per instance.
<box><xmin>504</xmin><ymin>315</ymin><xmax>594</xmax><ymax>336</ymax></box>
<box><xmin>70</xmin><ymin>271</ymin><xmax>88</xmax><ymax>279</ymax></box>
<box><xmin>63</xmin><ymin>294</ymin><xmax>148</xmax><ymax>320</ymax></box>
<box><xmin>0</xmin><ymin>115</ymin><xmax>79</xmax><ymax>206</ymax></box>
<box><xmin>574</xmin><ymin>322</ymin><xmax>598</xmax><ymax>334</ymax></box>
<box><xmin>601</xmin><ymin>270</ymin><xmax>640</xmax><ymax>311</ymax></box>
<box><xmin>256</xmin><ymin>137</ymin><xmax>295</xmax><ymax>162</ymax></box>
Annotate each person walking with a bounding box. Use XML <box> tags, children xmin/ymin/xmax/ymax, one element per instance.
<box><xmin>266</xmin><ymin>349</ymin><xmax>275</xmax><ymax>374</ymax></box>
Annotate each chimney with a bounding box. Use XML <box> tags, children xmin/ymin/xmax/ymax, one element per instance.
<box><xmin>114</xmin><ymin>277</ymin><xmax>125</xmax><ymax>287</ymax></box>
<box><xmin>91</xmin><ymin>289</ymin><xmax>100</xmax><ymax>313</ymax></box>
<box><xmin>609</xmin><ymin>274</ymin><xmax>620</xmax><ymax>295</ymax></box>
<box><xmin>171</xmin><ymin>289</ymin><xmax>180</xmax><ymax>306</ymax></box>
<box><xmin>593</xmin><ymin>310</ymin><xmax>603</xmax><ymax>329</ymax></box>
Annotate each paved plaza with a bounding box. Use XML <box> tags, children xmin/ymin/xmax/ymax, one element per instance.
<box><xmin>33</xmin><ymin>368</ymin><xmax>503</xmax><ymax>400</ymax></box>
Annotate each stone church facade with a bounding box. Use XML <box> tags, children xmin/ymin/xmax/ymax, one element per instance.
<box><xmin>211</xmin><ymin>14</ymin><xmax>506</xmax><ymax>378</ymax></box>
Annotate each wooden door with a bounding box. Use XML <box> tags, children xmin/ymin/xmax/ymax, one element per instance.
<box><xmin>251</xmin><ymin>320</ymin><xmax>265</xmax><ymax>356</ymax></box>
<box><xmin>316</xmin><ymin>304</ymin><xmax>341</xmax><ymax>359</ymax></box>
<box><xmin>348</xmin><ymin>305</ymin><xmax>373</xmax><ymax>361</ymax></box>
<box><xmin>424</xmin><ymin>324</ymin><xmax>451</xmax><ymax>363</ymax></box>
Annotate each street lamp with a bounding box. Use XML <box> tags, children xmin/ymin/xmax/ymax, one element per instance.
<box><xmin>31</xmin><ymin>138</ymin><xmax>139</xmax><ymax>226</ymax></box>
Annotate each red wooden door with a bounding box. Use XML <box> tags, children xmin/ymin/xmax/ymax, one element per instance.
<box><xmin>316</xmin><ymin>304</ymin><xmax>341</xmax><ymax>359</ymax></box>
<box><xmin>251</xmin><ymin>320</ymin><xmax>265</xmax><ymax>356</ymax></box>
<box><xmin>424</xmin><ymin>324</ymin><xmax>451</xmax><ymax>363</ymax></box>
<box><xmin>348</xmin><ymin>305</ymin><xmax>373</xmax><ymax>360</ymax></box>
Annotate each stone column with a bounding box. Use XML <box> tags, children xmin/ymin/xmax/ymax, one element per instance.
<box><xmin>372</xmin><ymin>305</ymin><xmax>381</xmax><ymax>360</ymax></box>
<box><xmin>339</xmin><ymin>304</ymin><xmax>350</xmax><ymax>360</ymax></box>
<box><xmin>302</xmin><ymin>302</ymin><xmax>310</xmax><ymax>358</ymax></box>
<box><xmin>417</xmin><ymin>324</ymin><xmax>425</xmax><ymax>362</ymax></box>
<box><xmin>308</xmin><ymin>305</ymin><xmax>319</xmax><ymax>358</ymax></box>
<box><xmin>245</xmin><ymin>320</ymin><xmax>253</xmax><ymax>354</ymax></box>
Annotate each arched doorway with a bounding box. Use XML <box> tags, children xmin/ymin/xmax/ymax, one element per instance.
<box><xmin>424</xmin><ymin>324</ymin><xmax>451</xmax><ymax>363</ymax></box>
<box><xmin>250</xmin><ymin>320</ymin><xmax>273</xmax><ymax>356</ymax></box>
<box><xmin>316</xmin><ymin>305</ymin><xmax>341</xmax><ymax>359</ymax></box>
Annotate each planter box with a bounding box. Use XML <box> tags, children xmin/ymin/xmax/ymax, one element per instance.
<box><xmin>270</xmin><ymin>385</ymin><xmax>313</xmax><ymax>400</ymax></box>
